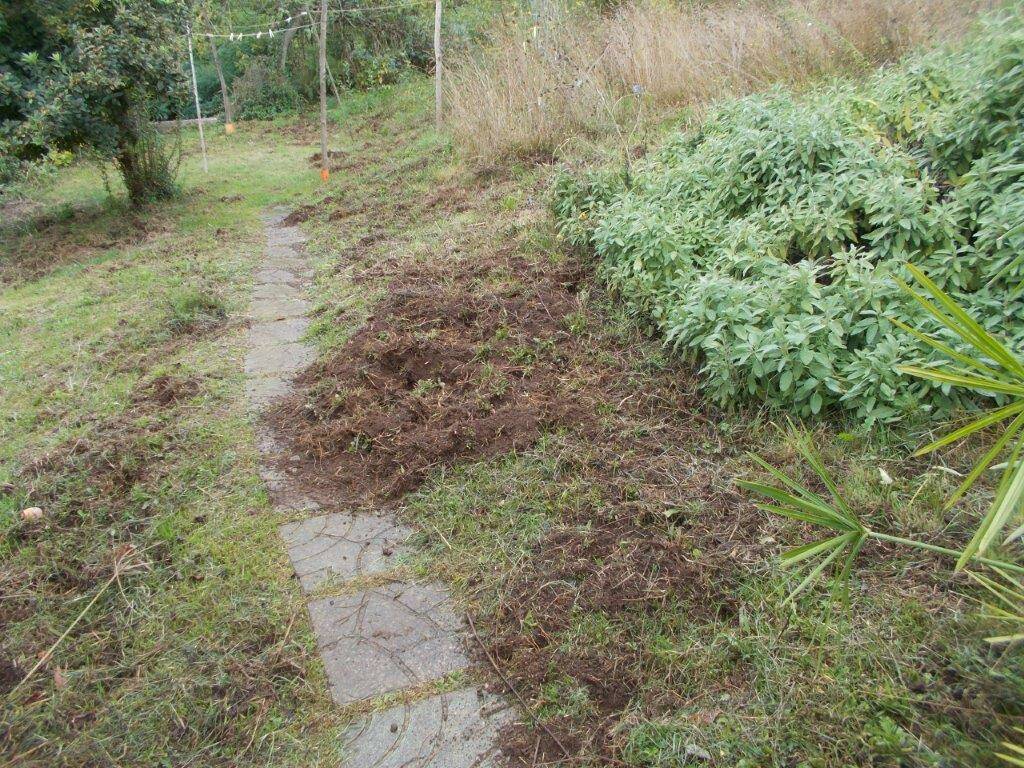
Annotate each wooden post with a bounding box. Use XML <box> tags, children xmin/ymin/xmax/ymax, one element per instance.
<box><xmin>434</xmin><ymin>0</ymin><xmax>442</xmax><ymax>129</ymax></box>
<box><xmin>308</xmin><ymin>11</ymin><xmax>343</xmax><ymax>108</ymax></box>
<box><xmin>318</xmin><ymin>0</ymin><xmax>329</xmax><ymax>182</ymax></box>
<box><xmin>210</xmin><ymin>41</ymin><xmax>235</xmax><ymax>134</ymax></box>
<box><xmin>186</xmin><ymin>23</ymin><xmax>209</xmax><ymax>173</ymax></box>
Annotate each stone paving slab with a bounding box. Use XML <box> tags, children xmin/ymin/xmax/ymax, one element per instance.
<box><xmin>249</xmin><ymin>317</ymin><xmax>311</xmax><ymax>345</ymax></box>
<box><xmin>265</xmin><ymin>259</ymin><xmax>314</xmax><ymax>279</ymax></box>
<box><xmin>245</xmin><ymin>376</ymin><xmax>293</xmax><ymax>409</ymax></box>
<box><xmin>250</xmin><ymin>295</ymin><xmax>310</xmax><ymax>322</ymax></box>
<box><xmin>308</xmin><ymin>583</ymin><xmax>469</xmax><ymax>705</ymax></box>
<box><xmin>280</xmin><ymin>512</ymin><xmax>413</xmax><ymax>591</ymax></box>
<box><xmin>341</xmin><ymin>687</ymin><xmax>513</xmax><ymax>768</ymax></box>
<box><xmin>253</xmin><ymin>282</ymin><xmax>308</xmax><ymax>302</ymax></box>
<box><xmin>255</xmin><ymin>266</ymin><xmax>302</xmax><ymax>285</ymax></box>
<box><xmin>244</xmin><ymin>342</ymin><xmax>316</xmax><ymax>377</ymax></box>
<box><xmin>267</xmin><ymin>228</ymin><xmax>307</xmax><ymax>245</ymax></box>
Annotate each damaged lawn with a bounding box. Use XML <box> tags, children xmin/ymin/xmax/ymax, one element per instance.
<box><xmin>275</xmin><ymin>81</ymin><xmax>1023</xmax><ymax>766</ymax></box>
<box><xmin>0</xmin><ymin>128</ymin><xmax>341</xmax><ymax>767</ymax></box>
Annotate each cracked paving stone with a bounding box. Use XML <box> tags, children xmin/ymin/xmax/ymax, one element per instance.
<box><xmin>280</xmin><ymin>512</ymin><xmax>413</xmax><ymax>591</ymax></box>
<box><xmin>341</xmin><ymin>687</ymin><xmax>514</xmax><ymax>768</ymax></box>
<box><xmin>308</xmin><ymin>583</ymin><xmax>469</xmax><ymax>705</ymax></box>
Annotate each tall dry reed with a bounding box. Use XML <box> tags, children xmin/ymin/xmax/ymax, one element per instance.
<box><xmin>446</xmin><ymin>0</ymin><xmax>989</xmax><ymax>160</ymax></box>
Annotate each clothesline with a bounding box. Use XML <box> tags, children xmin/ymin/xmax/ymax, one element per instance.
<box><xmin>200</xmin><ymin>0</ymin><xmax>436</xmax><ymax>40</ymax></box>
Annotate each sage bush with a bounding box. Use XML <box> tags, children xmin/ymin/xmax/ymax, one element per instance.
<box><xmin>553</xmin><ymin>14</ymin><xmax>1024</xmax><ymax>424</ymax></box>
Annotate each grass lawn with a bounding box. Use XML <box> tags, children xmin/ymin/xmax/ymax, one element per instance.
<box><xmin>3</xmin><ymin>75</ymin><xmax>1022</xmax><ymax>767</ymax></box>
<box><xmin>1</xmin><ymin>119</ymin><xmax>343</xmax><ymax>767</ymax></box>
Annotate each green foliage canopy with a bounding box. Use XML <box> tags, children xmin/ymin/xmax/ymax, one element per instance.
<box><xmin>1</xmin><ymin>0</ymin><xmax>188</xmax><ymax>195</ymax></box>
<box><xmin>553</xmin><ymin>13</ymin><xmax>1024</xmax><ymax>425</ymax></box>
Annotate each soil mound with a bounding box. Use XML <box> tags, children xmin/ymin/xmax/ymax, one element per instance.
<box><xmin>271</xmin><ymin>253</ymin><xmax>592</xmax><ymax>501</ymax></box>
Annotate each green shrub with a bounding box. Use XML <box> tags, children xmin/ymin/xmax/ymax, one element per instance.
<box><xmin>552</xmin><ymin>13</ymin><xmax>1024</xmax><ymax>424</ymax></box>
<box><xmin>231</xmin><ymin>61</ymin><xmax>302</xmax><ymax>120</ymax></box>
<box><xmin>165</xmin><ymin>287</ymin><xmax>227</xmax><ymax>335</ymax></box>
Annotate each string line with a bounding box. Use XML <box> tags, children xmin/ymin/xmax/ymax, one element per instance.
<box><xmin>201</xmin><ymin>0</ymin><xmax>436</xmax><ymax>40</ymax></box>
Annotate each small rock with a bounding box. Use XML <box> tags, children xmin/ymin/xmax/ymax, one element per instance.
<box><xmin>21</xmin><ymin>506</ymin><xmax>44</xmax><ymax>521</ymax></box>
<box><xmin>685</xmin><ymin>743</ymin><xmax>711</xmax><ymax>761</ymax></box>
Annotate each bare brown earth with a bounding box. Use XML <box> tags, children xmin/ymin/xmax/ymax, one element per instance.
<box><xmin>262</xmin><ymin>124</ymin><xmax>1015</xmax><ymax>763</ymax></box>
<box><xmin>0</xmin><ymin>202</ymin><xmax>170</xmax><ymax>285</ymax></box>
<box><xmin>270</xmin><ymin>249</ymin><xmax>592</xmax><ymax>501</ymax></box>
<box><xmin>263</xmin><ymin>148</ymin><xmax>788</xmax><ymax>762</ymax></box>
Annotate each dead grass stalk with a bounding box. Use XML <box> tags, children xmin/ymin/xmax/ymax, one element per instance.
<box><xmin>446</xmin><ymin>0</ymin><xmax>990</xmax><ymax>160</ymax></box>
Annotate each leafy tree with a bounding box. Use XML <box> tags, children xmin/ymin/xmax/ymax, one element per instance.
<box><xmin>1</xmin><ymin>0</ymin><xmax>189</xmax><ymax>203</ymax></box>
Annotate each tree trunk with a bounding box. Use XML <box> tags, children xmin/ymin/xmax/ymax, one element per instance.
<box><xmin>280</xmin><ymin>16</ymin><xmax>301</xmax><ymax>72</ymax></box>
<box><xmin>210</xmin><ymin>41</ymin><xmax>234</xmax><ymax>126</ymax></box>
<box><xmin>116</xmin><ymin>138</ymin><xmax>176</xmax><ymax>205</ymax></box>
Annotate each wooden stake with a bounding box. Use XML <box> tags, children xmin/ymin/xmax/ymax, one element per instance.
<box><xmin>309</xmin><ymin>12</ymin><xmax>343</xmax><ymax>108</ymax></box>
<box><xmin>318</xmin><ymin>0</ymin><xmax>329</xmax><ymax>182</ymax></box>
<box><xmin>210</xmin><ymin>40</ymin><xmax>235</xmax><ymax>134</ymax></box>
<box><xmin>186</xmin><ymin>23</ymin><xmax>209</xmax><ymax>173</ymax></box>
<box><xmin>434</xmin><ymin>0</ymin><xmax>442</xmax><ymax>129</ymax></box>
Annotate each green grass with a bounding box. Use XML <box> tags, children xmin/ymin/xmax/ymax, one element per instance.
<box><xmin>1</xmin><ymin>119</ymin><xmax>343</xmax><ymax>766</ymax></box>
<box><xmin>3</xmin><ymin>71</ymin><xmax>1022</xmax><ymax>768</ymax></box>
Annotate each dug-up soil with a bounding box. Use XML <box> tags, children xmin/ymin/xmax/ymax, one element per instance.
<box><xmin>264</xmin><ymin>161</ymin><xmax>779</xmax><ymax>763</ymax></box>
<box><xmin>270</xmin><ymin>249</ymin><xmax>592</xmax><ymax>502</ymax></box>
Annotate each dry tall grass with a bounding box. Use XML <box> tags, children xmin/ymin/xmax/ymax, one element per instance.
<box><xmin>446</xmin><ymin>0</ymin><xmax>990</xmax><ymax>160</ymax></box>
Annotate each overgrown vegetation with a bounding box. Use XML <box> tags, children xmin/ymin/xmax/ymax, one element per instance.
<box><xmin>553</xmin><ymin>12</ymin><xmax>1024</xmax><ymax>423</ymax></box>
<box><xmin>446</xmin><ymin>0</ymin><xmax>989</xmax><ymax>160</ymax></box>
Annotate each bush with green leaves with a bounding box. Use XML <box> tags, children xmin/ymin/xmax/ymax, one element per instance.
<box><xmin>1</xmin><ymin>0</ymin><xmax>188</xmax><ymax>204</ymax></box>
<box><xmin>231</xmin><ymin>60</ymin><xmax>302</xmax><ymax>120</ymax></box>
<box><xmin>552</xmin><ymin>12</ymin><xmax>1024</xmax><ymax>424</ymax></box>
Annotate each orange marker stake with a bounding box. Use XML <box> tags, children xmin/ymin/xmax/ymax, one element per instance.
<box><xmin>225</xmin><ymin>122</ymin><xmax>236</xmax><ymax>134</ymax></box>
<box><xmin>321</xmin><ymin>167</ymin><xmax>329</xmax><ymax>182</ymax></box>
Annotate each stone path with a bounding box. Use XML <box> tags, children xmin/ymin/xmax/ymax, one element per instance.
<box><xmin>246</xmin><ymin>208</ymin><xmax>512</xmax><ymax>767</ymax></box>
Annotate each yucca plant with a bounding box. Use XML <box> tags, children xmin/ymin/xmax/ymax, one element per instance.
<box><xmin>999</xmin><ymin>733</ymin><xmax>1024</xmax><ymax>767</ymax></box>
<box><xmin>968</xmin><ymin>565</ymin><xmax>1024</xmax><ymax>766</ymax></box>
<box><xmin>738</xmin><ymin>430</ymin><xmax>1024</xmax><ymax>603</ymax></box>
<box><xmin>896</xmin><ymin>263</ymin><xmax>1024</xmax><ymax>569</ymax></box>
<box><xmin>969</xmin><ymin>565</ymin><xmax>1024</xmax><ymax>645</ymax></box>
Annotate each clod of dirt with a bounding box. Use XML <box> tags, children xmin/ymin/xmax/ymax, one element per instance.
<box><xmin>0</xmin><ymin>654</ymin><xmax>24</xmax><ymax>696</ymax></box>
<box><xmin>308</xmin><ymin>149</ymin><xmax>345</xmax><ymax>166</ymax></box>
<box><xmin>270</xmin><ymin>253</ymin><xmax>591</xmax><ymax>502</ymax></box>
<box><xmin>282</xmin><ymin>205</ymin><xmax>317</xmax><ymax>226</ymax></box>
<box><xmin>136</xmin><ymin>373</ymin><xmax>201</xmax><ymax>406</ymax></box>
